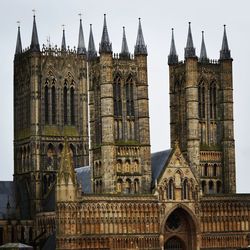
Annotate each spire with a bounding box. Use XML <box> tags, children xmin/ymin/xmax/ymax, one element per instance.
<box><xmin>88</xmin><ymin>24</ymin><xmax>97</xmax><ymax>60</ymax></box>
<box><xmin>99</xmin><ymin>14</ymin><xmax>112</xmax><ymax>53</ymax></box>
<box><xmin>15</xmin><ymin>24</ymin><xmax>22</xmax><ymax>55</ymax></box>
<box><xmin>168</xmin><ymin>28</ymin><xmax>178</xmax><ymax>64</ymax></box>
<box><xmin>61</xmin><ymin>27</ymin><xmax>66</xmax><ymax>51</ymax></box>
<box><xmin>185</xmin><ymin>22</ymin><xmax>196</xmax><ymax>58</ymax></box>
<box><xmin>77</xmin><ymin>18</ymin><xmax>86</xmax><ymax>55</ymax></box>
<box><xmin>220</xmin><ymin>25</ymin><xmax>231</xmax><ymax>60</ymax></box>
<box><xmin>199</xmin><ymin>31</ymin><xmax>208</xmax><ymax>62</ymax></box>
<box><xmin>134</xmin><ymin>18</ymin><xmax>147</xmax><ymax>55</ymax></box>
<box><xmin>120</xmin><ymin>26</ymin><xmax>130</xmax><ymax>58</ymax></box>
<box><xmin>30</xmin><ymin>14</ymin><xmax>40</xmax><ymax>52</ymax></box>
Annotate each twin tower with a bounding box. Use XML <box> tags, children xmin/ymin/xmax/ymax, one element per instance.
<box><xmin>14</xmin><ymin>14</ymin><xmax>236</xmax><ymax>217</ymax></box>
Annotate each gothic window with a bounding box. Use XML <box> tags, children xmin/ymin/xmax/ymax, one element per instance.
<box><xmin>124</xmin><ymin>160</ymin><xmax>130</xmax><ymax>172</ymax></box>
<box><xmin>116</xmin><ymin>160</ymin><xmax>122</xmax><ymax>172</ymax></box>
<box><xmin>182</xmin><ymin>179</ymin><xmax>188</xmax><ymax>200</ymax></box>
<box><xmin>51</xmin><ymin>85</ymin><xmax>56</xmax><ymax>124</ymax></box>
<box><xmin>47</xmin><ymin>144</ymin><xmax>55</xmax><ymax>170</ymax></box>
<box><xmin>134</xmin><ymin>160</ymin><xmax>139</xmax><ymax>173</ymax></box>
<box><xmin>209</xmin><ymin>82</ymin><xmax>217</xmax><ymax>119</ymax></box>
<box><xmin>208</xmin><ymin>180</ymin><xmax>214</xmax><ymax>194</ymax></box>
<box><xmin>117</xmin><ymin>178</ymin><xmax>123</xmax><ymax>193</ymax></box>
<box><xmin>126</xmin><ymin>77</ymin><xmax>135</xmax><ymax>117</ymax></box>
<box><xmin>198</xmin><ymin>82</ymin><xmax>205</xmax><ymax>119</ymax></box>
<box><xmin>70</xmin><ymin>87</ymin><xmax>75</xmax><ymax>125</ymax></box>
<box><xmin>134</xmin><ymin>179</ymin><xmax>139</xmax><ymax>194</ymax></box>
<box><xmin>113</xmin><ymin>75</ymin><xmax>122</xmax><ymax>117</ymax></box>
<box><xmin>202</xmin><ymin>180</ymin><xmax>206</xmax><ymax>194</ymax></box>
<box><xmin>216</xmin><ymin>181</ymin><xmax>222</xmax><ymax>193</ymax></box>
<box><xmin>125</xmin><ymin>178</ymin><xmax>132</xmax><ymax>194</ymax></box>
<box><xmin>63</xmin><ymin>84</ymin><xmax>68</xmax><ymax>124</ymax></box>
<box><xmin>213</xmin><ymin>164</ymin><xmax>217</xmax><ymax>177</ymax></box>
<box><xmin>168</xmin><ymin>179</ymin><xmax>174</xmax><ymax>200</ymax></box>
<box><xmin>204</xmin><ymin>163</ymin><xmax>208</xmax><ymax>176</ymax></box>
<box><xmin>94</xmin><ymin>80</ymin><xmax>102</xmax><ymax>145</ymax></box>
<box><xmin>45</xmin><ymin>84</ymin><xmax>49</xmax><ymax>123</ymax></box>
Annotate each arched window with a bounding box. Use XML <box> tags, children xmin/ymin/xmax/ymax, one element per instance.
<box><xmin>168</xmin><ymin>179</ymin><xmax>174</xmax><ymax>200</ymax></box>
<box><xmin>126</xmin><ymin>77</ymin><xmax>134</xmax><ymax>117</ymax></box>
<box><xmin>45</xmin><ymin>85</ymin><xmax>49</xmax><ymax>123</ymax></box>
<box><xmin>70</xmin><ymin>87</ymin><xmax>75</xmax><ymax>125</ymax></box>
<box><xmin>117</xmin><ymin>179</ymin><xmax>123</xmax><ymax>193</ymax></box>
<box><xmin>204</xmin><ymin>163</ymin><xmax>208</xmax><ymax>176</ymax></box>
<box><xmin>213</xmin><ymin>164</ymin><xmax>217</xmax><ymax>177</ymax></box>
<box><xmin>51</xmin><ymin>85</ymin><xmax>56</xmax><ymax>124</ymax></box>
<box><xmin>208</xmin><ymin>180</ymin><xmax>214</xmax><ymax>194</ymax></box>
<box><xmin>216</xmin><ymin>181</ymin><xmax>222</xmax><ymax>193</ymax></box>
<box><xmin>134</xmin><ymin>179</ymin><xmax>139</xmax><ymax>194</ymax></box>
<box><xmin>198</xmin><ymin>82</ymin><xmax>205</xmax><ymax>119</ymax></box>
<box><xmin>125</xmin><ymin>179</ymin><xmax>132</xmax><ymax>194</ymax></box>
<box><xmin>209</xmin><ymin>82</ymin><xmax>217</xmax><ymax>119</ymax></box>
<box><xmin>113</xmin><ymin>75</ymin><xmax>122</xmax><ymax>117</ymax></box>
<box><xmin>94</xmin><ymin>80</ymin><xmax>102</xmax><ymax>144</ymax></box>
<box><xmin>182</xmin><ymin>179</ymin><xmax>188</xmax><ymax>200</ymax></box>
<box><xmin>63</xmin><ymin>85</ymin><xmax>68</xmax><ymax>124</ymax></box>
<box><xmin>202</xmin><ymin>180</ymin><xmax>206</xmax><ymax>194</ymax></box>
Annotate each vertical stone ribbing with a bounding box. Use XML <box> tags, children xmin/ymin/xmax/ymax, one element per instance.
<box><xmin>220</xmin><ymin>59</ymin><xmax>236</xmax><ymax>193</ymax></box>
<box><xmin>185</xmin><ymin>57</ymin><xmax>200</xmax><ymax>170</ymax></box>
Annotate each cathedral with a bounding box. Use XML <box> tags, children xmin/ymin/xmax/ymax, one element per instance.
<box><xmin>0</xmin><ymin>13</ymin><xmax>249</xmax><ymax>250</ymax></box>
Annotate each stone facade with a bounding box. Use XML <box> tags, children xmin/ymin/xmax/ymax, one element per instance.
<box><xmin>0</xmin><ymin>15</ymin><xmax>249</xmax><ymax>250</ymax></box>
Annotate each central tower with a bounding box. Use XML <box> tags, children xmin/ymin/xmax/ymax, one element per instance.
<box><xmin>89</xmin><ymin>16</ymin><xmax>151</xmax><ymax>194</ymax></box>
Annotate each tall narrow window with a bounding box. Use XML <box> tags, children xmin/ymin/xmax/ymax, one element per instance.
<box><xmin>64</xmin><ymin>85</ymin><xmax>68</xmax><ymax>124</ymax></box>
<box><xmin>51</xmin><ymin>85</ymin><xmax>56</xmax><ymax>124</ymax></box>
<box><xmin>182</xmin><ymin>179</ymin><xmax>188</xmax><ymax>200</ymax></box>
<box><xmin>168</xmin><ymin>179</ymin><xmax>174</xmax><ymax>200</ymax></box>
<box><xmin>198</xmin><ymin>82</ymin><xmax>205</xmax><ymax>119</ymax></box>
<box><xmin>70</xmin><ymin>87</ymin><xmax>75</xmax><ymax>125</ymax></box>
<box><xmin>126</xmin><ymin>77</ymin><xmax>134</xmax><ymax>117</ymax></box>
<box><xmin>94</xmin><ymin>81</ymin><xmax>102</xmax><ymax>145</ymax></box>
<box><xmin>45</xmin><ymin>85</ymin><xmax>49</xmax><ymax>123</ymax></box>
<box><xmin>210</xmin><ymin>82</ymin><xmax>217</xmax><ymax>119</ymax></box>
<box><xmin>113</xmin><ymin>76</ymin><xmax>122</xmax><ymax>116</ymax></box>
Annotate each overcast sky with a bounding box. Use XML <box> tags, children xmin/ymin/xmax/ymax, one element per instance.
<box><xmin>0</xmin><ymin>0</ymin><xmax>249</xmax><ymax>193</ymax></box>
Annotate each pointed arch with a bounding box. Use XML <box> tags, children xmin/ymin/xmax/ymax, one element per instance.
<box><xmin>45</xmin><ymin>84</ymin><xmax>49</xmax><ymax>123</ymax></box>
<box><xmin>113</xmin><ymin>74</ymin><xmax>122</xmax><ymax>117</ymax></box>
<box><xmin>209</xmin><ymin>81</ymin><xmax>217</xmax><ymax>119</ymax></box>
<box><xmin>51</xmin><ymin>84</ymin><xmax>56</xmax><ymax>124</ymax></box>
<box><xmin>126</xmin><ymin>76</ymin><xmax>135</xmax><ymax>117</ymax></box>
<box><xmin>198</xmin><ymin>81</ymin><xmax>205</xmax><ymax>119</ymax></box>
<box><xmin>63</xmin><ymin>81</ymin><xmax>68</xmax><ymax>124</ymax></box>
<box><xmin>70</xmin><ymin>86</ymin><xmax>75</xmax><ymax>125</ymax></box>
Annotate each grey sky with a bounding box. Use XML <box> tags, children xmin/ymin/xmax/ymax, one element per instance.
<box><xmin>0</xmin><ymin>0</ymin><xmax>249</xmax><ymax>193</ymax></box>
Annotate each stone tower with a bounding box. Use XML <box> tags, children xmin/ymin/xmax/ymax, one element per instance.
<box><xmin>13</xmin><ymin>15</ymin><xmax>89</xmax><ymax>218</ymax></box>
<box><xmin>168</xmin><ymin>23</ymin><xmax>236</xmax><ymax>194</ymax></box>
<box><xmin>89</xmin><ymin>16</ymin><xmax>151</xmax><ymax>194</ymax></box>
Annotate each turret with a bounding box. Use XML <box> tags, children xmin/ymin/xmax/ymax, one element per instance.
<box><xmin>87</xmin><ymin>24</ymin><xmax>97</xmax><ymax>60</ymax></box>
<box><xmin>199</xmin><ymin>31</ymin><xmax>208</xmax><ymax>62</ymax></box>
<box><xmin>119</xmin><ymin>26</ymin><xmax>130</xmax><ymax>58</ymax></box>
<box><xmin>77</xmin><ymin>18</ymin><xmax>86</xmax><ymax>55</ymax></box>
<box><xmin>185</xmin><ymin>22</ymin><xmax>196</xmax><ymax>58</ymax></box>
<box><xmin>134</xmin><ymin>18</ymin><xmax>147</xmax><ymax>55</ymax></box>
<box><xmin>61</xmin><ymin>27</ymin><xmax>66</xmax><ymax>51</ymax></box>
<box><xmin>15</xmin><ymin>24</ymin><xmax>22</xmax><ymax>55</ymax></box>
<box><xmin>30</xmin><ymin>15</ymin><xmax>40</xmax><ymax>52</ymax></box>
<box><xmin>220</xmin><ymin>25</ymin><xmax>231</xmax><ymax>60</ymax></box>
<box><xmin>99</xmin><ymin>14</ymin><xmax>112</xmax><ymax>54</ymax></box>
<box><xmin>168</xmin><ymin>28</ymin><xmax>178</xmax><ymax>65</ymax></box>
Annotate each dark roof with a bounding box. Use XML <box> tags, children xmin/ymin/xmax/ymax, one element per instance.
<box><xmin>75</xmin><ymin>166</ymin><xmax>91</xmax><ymax>193</ymax></box>
<box><xmin>0</xmin><ymin>181</ymin><xmax>16</xmax><ymax>220</ymax></box>
<box><xmin>151</xmin><ymin>149</ymin><xmax>172</xmax><ymax>182</ymax></box>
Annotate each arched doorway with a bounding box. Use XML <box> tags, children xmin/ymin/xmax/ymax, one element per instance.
<box><xmin>165</xmin><ymin>236</ymin><xmax>185</xmax><ymax>250</ymax></box>
<box><xmin>164</xmin><ymin>207</ymin><xmax>197</xmax><ymax>250</ymax></box>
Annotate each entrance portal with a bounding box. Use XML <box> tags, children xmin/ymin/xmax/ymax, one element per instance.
<box><xmin>164</xmin><ymin>236</ymin><xmax>185</xmax><ymax>250</ymax></box>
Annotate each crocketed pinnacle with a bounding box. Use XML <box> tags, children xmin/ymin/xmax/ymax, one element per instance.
<box><xmin>185</xmin><ymin>22</ymin><xmax>196</xmax><ymax>58</ymax></box>
<box><xmin>220</xmin><ymin>25</ymin><xmax>231</xmax><ymax>60</ymax></box>
<box><xmin>134</xmin><ymin>18</ymin><xmax>147</xmax><ymax>55</ymax></box>
<box><xmin>15</xmin><ymin>25</ymin><xmax>22</xmax><ymax>55</ymax></box>
<box><xmin>99</xmin><ymin>14</ymin><xmax>112</xmax><ymax>53</ymax></box>
<box><xmin>88</xmin><ymin>24</ymin><xmax>97</xmax><ymax>60</ymax></box>
<box><xmin>120</xmin><ymin>27</ymin><xmax>130</xmax><ymax>58</ymax></box>
<box><xmin>77</xmin><ymin>18</ymin><xmax>86</xmax><ymax>55</ymax></box>
<box><xmin>61</xmin><ymin>28</ymin><xmax>66</xmax><ymax>51</ymax></box>
<box><xmin>30</xmin><ymin>15</ymin><xmax>40</xmax><ymax>52</ymax></box>
<box><xmin>168</xmin><ymin>28</ymin><xmax>178</xmax><ymax>64</ymax></box>
<box><xmin>58</xmin><ymin>138</ymin><xmax>76</xmax><ymax>185</ymax></box>
<box><xmin>199</xmin><ymin>31</ymin><xmax>208</xmax><ymax>62</ymax></box>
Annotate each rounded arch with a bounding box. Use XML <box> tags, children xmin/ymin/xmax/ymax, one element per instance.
<box><xmin>164</xmin><ymin>236</ymin><xmax>186</xmax><ymax>250</ymax></box>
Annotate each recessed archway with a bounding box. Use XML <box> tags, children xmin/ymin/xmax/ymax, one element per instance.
<box><xmin>163</xmin><ymin>207</ymin><xmax>197</xmax><ymax>250</ymax></box>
